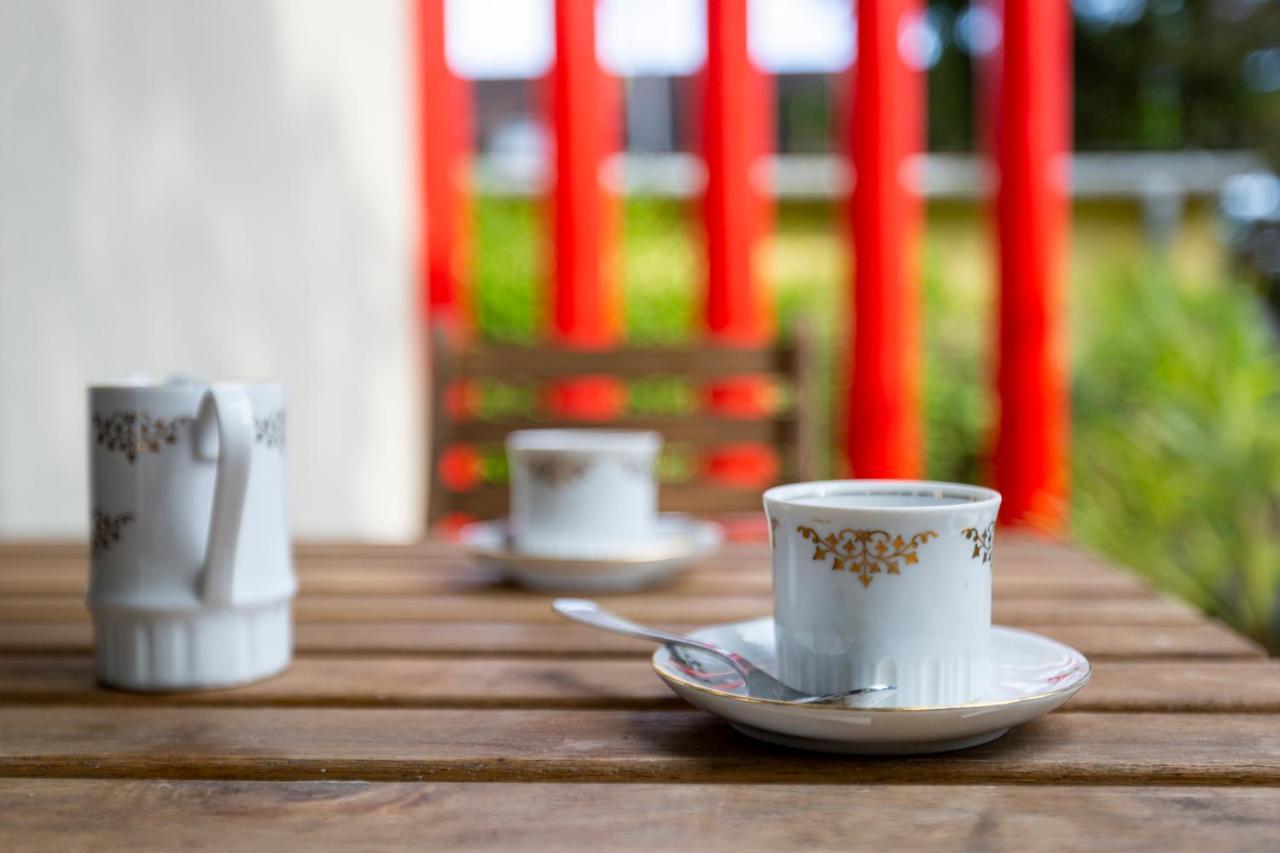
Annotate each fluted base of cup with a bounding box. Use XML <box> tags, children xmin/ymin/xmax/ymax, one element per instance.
<box><xmin>91</xmin><ymin>600</ymin><xmax>292</xmax><ymax>692</ymax></box>
<box><xmin>778</xmin><ymin>641</ymin><xmax>988</xmax><ymax>707</ymax></box>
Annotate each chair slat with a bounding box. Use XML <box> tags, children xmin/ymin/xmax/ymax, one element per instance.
<box><xmin>428</xmin><ymin>322</ymin><xmax>815</xmax><ymax>526</ymax></box>
<box><xmin>452</xmin><ymin>416</ymin><xmax>795</xmax><ymax>445</ymax></box>
<box><xmin>462</xmin><ymin>345</ymin><xmax>793</xmax><ymax>379</ymax></box>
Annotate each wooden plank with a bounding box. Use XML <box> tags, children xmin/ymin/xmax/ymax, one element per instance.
<box><xmin>285</xmin><ymin>548</ymin><xmax>1131</xmax><ymax>573</ymax></box>
<box><xmin>0</xmin><ymin>552</ymin><xmax>1148</xmax><ymax>592</ymax></box>
<box><xmin>1</xmin><ymin>707</ymin><xmax>1278</xmax><ymax>783</ymax></box>
<box><xmin>4</xmin><ymin>780</ymin><xmax>1280</xmax><ymax>852</ymax></box>
<box><xmin>287</xmin><ymin>554</ymin><xmax>1140</xmax><ymax>582</ymax></box>
<box><xmin>0</xmin><ymin>533</ymin><xmax>1108</xmax><ymax>559</ymax></box>
<box><xmin>0</xmin><ymin>543</ymin><xmax>91</xmax><ymax>559</ymax></box>
<box><xmin>0</xmin><ymin>592</ymin><xmax>1201</xmax><ymax>626</ymax></box>
<box><xmin>286</xmin><ymin>533</ymin><xmax>1106</xmax><ymax>563</ymax></box>
<box><xmin>0</xmin><ymin>541</ymin><xmax>1153</xmax><ymax>582</ymax></box>
<box><xmin>0</xmin><ymin>620</ymin><xmax>1261</xmax><ymax>660</ymax></box>
<box><xmin>0</xmin><ymin>559</ymin><xmax>1155</xmax><ymax>599</ymax></box>
<box><xmin>410</xmin><ymin>548</ymin><xmax>1134</xmax><ymax>574</ymax></box>
<box><xmin>1076</xmin><ymin>661</ymin><xmax>1280</xmax><ymax>712</ymax></box>
<box><xmin>1</xmin><ymin>656</ymin><xmax>1277</xmax><ymax>714</ymax></box>
<box><xmin>301</xmin><ymin>615</ymin><xmax>1242</xmax><ymax>658</ymax></box>
<box><xmin>0</xmin><ymin>541</ymin><xmax>463</xmax><ymax>561</ymax></box>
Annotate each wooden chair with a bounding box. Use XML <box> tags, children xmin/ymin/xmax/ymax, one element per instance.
<box><xmin>427</xmin><ymin>321</ymin><xmax>818</xmax><ymax>527</ymax></box>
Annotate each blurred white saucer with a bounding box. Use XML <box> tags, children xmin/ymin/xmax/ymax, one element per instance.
<box><xmin>460</xmin><ymin>513</ymin><xmax>723</xmax><ymax>592</ymax></box>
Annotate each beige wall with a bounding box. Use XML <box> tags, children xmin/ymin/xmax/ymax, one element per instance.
<box><xmin>0</xmin><ymin>0</ymin><xmax>424</xmax><ymax>539</ymax></box>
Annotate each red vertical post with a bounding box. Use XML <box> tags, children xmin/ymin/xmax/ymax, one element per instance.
<box><xmin>992</xmin><ymin>0</ymin><xmax>1070</xmax><ymax>529</ymax></box>
<box><xmin>703</xmin><ymin>0</ymin><xmax>772</xmax><ymax>351</ymax></box>
<box><xmin>415</xmin><ymin>0</ymin><xmax>471</xmax><ymax>327</ymax></box>
<box><xmin>701</xmin><ymin>0</ymin><xmax>777</xmax><ymax>485</ymax></box>
<box><xmin>546</xmin><ymin>0</ymin><xmax>623</xmax><ymax>417</ymax></box>
<box><xmin>418</xmin><ymin>0</ymin><xmax>482</xmax><ymax>517</ymax></box>
<box><xmin>844</xmin><ymin>0</ymin><xmax>924</xmax><ymax>478</ymax></box>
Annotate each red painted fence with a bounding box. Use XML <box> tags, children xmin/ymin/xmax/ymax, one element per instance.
<box><xmin>415</xmin><ymin>0</ymin><xmax>470</xmax><ymax>328</ymax></box>
<box><xmin>846</xmin><ymin>0</ymin><xmax>924</xmax><ymax>480</ymax></box>
<box><xmin>416</xmin><ymin>0</ymin><xmax>1071</xmax><ymax>531</ymax></box>
<box><xmin>701</xmin><ymin>0</ymin><xmax>777</xmax><ymax>485</ymax></box>
<box><xmin>545</xmin><ymin>0</ymin><xmax>625</xmax><ymax>418</ymax></box>
<box><xmin>702</xmin><ymin>0</ymin><xmax>772</xmax><ymax>350</ymax></box>
<box><xmin>992</xmin><ymin>0</ymin><xmax>1071</xmax><ymax>529</ymax></box>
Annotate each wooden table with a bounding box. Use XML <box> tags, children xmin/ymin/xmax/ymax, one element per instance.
<box><xmin>1</xmin><ymin>535</ymin><xmax>1278</xmax><ymax>851</ymax></box>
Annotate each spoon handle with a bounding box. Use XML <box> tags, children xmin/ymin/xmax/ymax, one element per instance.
<box><xmin>552</xmin><ymin>598</ymin><xmax>749</xmax><ymax>678</ymax></box>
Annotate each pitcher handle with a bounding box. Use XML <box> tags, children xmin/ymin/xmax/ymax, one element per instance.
<box><xmin>197</xmin><ymin>384</ymin><xmax>255</xmax><ymax>607</ymax></box>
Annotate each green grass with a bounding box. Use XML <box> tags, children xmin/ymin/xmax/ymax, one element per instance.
<box><xmin>1072</xmin><ymin>267</ymin><xmax>1280</xmax><ymax>650</ymax></box>
<box><xmin>471</xmin><ymin>195</ymin><xmax>1280</xmax><ymax>651</ymax></box>
<box><xmin>473</xmin><ymin>197</ymin><xmax>542</xmax><ymax>343</ymax></box>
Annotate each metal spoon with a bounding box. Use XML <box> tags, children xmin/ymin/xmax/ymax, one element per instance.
<box><xmin>552</xmin><ymin>598</ymin><xmax>896</xmax><ymax>706</ymax></box>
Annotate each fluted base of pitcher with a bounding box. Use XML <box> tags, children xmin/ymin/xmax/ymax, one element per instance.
<box><xmin>91</xmin><ymin>600</ymin><xmax>292</xmax><ymax>692</ymax></box>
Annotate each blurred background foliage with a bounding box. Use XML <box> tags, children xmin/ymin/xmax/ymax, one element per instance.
<box><xmin>1073</xmin><ymin>265</ymin><xmax>1280</xmax><ymax>651</ymax></box>
<box><xmin>755</xmin><ymin>1</ymin><xmax>1280</xmax><ymax>162</ymax></box>
<box><xmin>472</xmin><ymin>195</ymin><xmax>1280</xmax><ymax>652</ymax></box>
<box><xmin>464</xmin><ymin>0</ymin><xmax>1280</xmax><ymax>650</ymax></box>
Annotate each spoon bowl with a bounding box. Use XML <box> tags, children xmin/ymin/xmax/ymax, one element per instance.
<box><xmin>552</xmin><ymin>598</ymin><xmax>895</xmax><ymax>706</ymax></box>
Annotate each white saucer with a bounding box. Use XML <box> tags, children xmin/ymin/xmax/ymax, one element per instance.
<box><xmin>460</xmin><ymin>514</ymin><xmax>724</xmax><ymax>592</ymax></box>
<box><xmin>653</xmin><ymin>619</ymin><xmax>1090</xmax><ymax>754</ymax></box>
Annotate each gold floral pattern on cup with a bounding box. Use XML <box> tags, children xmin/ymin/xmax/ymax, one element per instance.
<box><xmin>963</xmin><ymin>522</ymin><xmax>995</xmax><ymax>564</ymax></box>
<box><xmin>618</xmin><ymin>455</ymin><xmax>656</xmax><ymax>479</ymax></box>
<box><xmin>796</xmin><ymin>526</ymin><xmax>939</xmax><ymax>588</ymax></box>
<box><xmin>255</xmin><ymin>410</ymin><xmax>286</xmax><ymax>450</ymax></box>
<box><xmin>91</xmin><ymin>510</ymin><xmax>135</xmax><ymax>556</ymax></box>
<box><xmin>93</xmin><ymin>412</ymin><xmax>194</xmax><ymax>463</ymax></box>
<box><xmin>527</xmin><ymin>453</ymin><xmax>592</xmax><ymax>487</ymax></box>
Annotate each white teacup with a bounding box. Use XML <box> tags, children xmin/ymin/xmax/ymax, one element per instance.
<box><xmin>506</xmin><ymin>430</ymin><xmax>662</xmax><ymax>557</ymax></box>
<box><xmin>88</xmin><ymin>379</ymin><xmax>295</xmax><ymax>691</ymax></box>
<box><xmin>764</xmin><ymin>480</ymin><xmax>1001</xmax><ymax>706</ymax></box>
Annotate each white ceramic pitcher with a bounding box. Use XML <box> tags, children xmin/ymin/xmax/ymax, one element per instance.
<box><xmin>87</xmin><ymin>379</ymin><xmax>295</xmax><ymax>691</ymax></box>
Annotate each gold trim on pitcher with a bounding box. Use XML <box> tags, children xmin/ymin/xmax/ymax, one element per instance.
<box><xmin>93</xmin><ymin>412</ymin><xmax>194</xmax><ymax>463</ymax></box>
<box><xmin>91</xmin><ymin>510</ymin><xmax>134</xmax><ymax>556</ymax></box>
<box><xmin>255</xmin><ymin>410</ymin><xmax>286</xmax><ymax>450</ymax></box>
